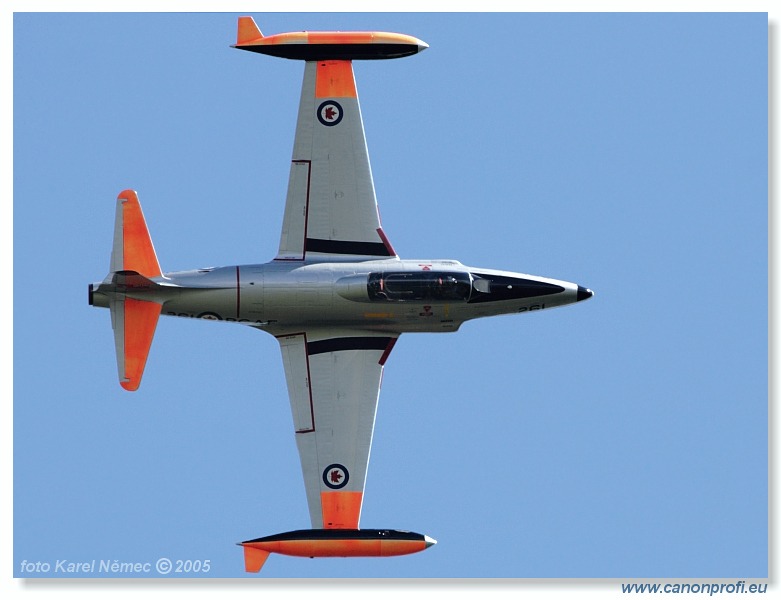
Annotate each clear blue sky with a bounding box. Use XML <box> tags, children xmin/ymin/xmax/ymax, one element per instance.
<box><xmin>12</xmin><ymin>11</ymin><xmax>768</xmax><ymax>582</ymax></box>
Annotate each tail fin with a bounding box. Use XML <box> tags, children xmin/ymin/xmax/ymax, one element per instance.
<box><xmin>236</xmin><ymin>16</ymin><xmax>263</xmax><ymax>46</ymax></box>
<box><xmin>108</xmin><ymin>190</ymin><xmax>163</xmax><ymax>391</ymax></box>
<box><xmin>243</xmin><ymin>546</ymin><xmax>271</xmax><ymax>573</ymax></box>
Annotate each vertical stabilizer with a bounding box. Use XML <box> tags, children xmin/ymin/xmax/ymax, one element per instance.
<box><xmin>236</xmin><ymin>16</ymin><xmax>263</xmax><ymax>46</ymax></box>
<box><xmin>243</xmin><ymin>546</ymin><xmax>271</xmax><ymax>573</ymax></box>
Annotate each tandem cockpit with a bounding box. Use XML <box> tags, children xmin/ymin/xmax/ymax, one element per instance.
<box><xmin>335</xmin><ymin>269</ymin><xmax>572</xmax><ymax>304</ymax></box>
<box><xmin>367</xmin><ymin>271</ymin><xmax>473</xmax><ymax>302</ymax></box>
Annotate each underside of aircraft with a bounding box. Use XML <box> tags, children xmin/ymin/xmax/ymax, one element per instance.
<box><xmin>88</xmin><ymin>16</ymin><xmax>593</xmax><ymax>573</ymax></box>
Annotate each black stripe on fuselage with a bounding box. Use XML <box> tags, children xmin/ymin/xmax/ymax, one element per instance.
<box><xmin>307</xmin><ymin>337</ymin><xmax>394</xmax><ymax>356</ymax></box>
<box><xmin>306</xmin><ymin>237</ymin><xmax>394</xmax><ymax>257</ymax></box>
<box><xmin>468</xmin><ymin>273</ymin><xmax>565</xmax><ymax>303</ymax></box>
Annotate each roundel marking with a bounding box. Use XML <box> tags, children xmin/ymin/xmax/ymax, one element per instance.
<box><xmin>317</xmin><ymin>100</ymin><xmax>344</xmax><ymax>127</ymax></box>
<box><xmin>322</xmin><ymin>463</ymin><xmax>349</xmax><ymax>489</ymax></box>
<box><xmin>197</xmin><ymin>311</ymin><xmax>222</xmax><ymax>320</ymax></box>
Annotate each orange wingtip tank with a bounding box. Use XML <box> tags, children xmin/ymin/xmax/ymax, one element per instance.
<box><xmin>240</xmin><ymin>529</ymin><xmax>436</xmax><ymax>572</ymax></box>
<box><xmin>233</xmin><ymin>16</ymin><xmax>428</xmax><ymax>61</ymax></box>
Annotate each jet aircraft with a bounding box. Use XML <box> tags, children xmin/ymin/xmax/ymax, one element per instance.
<box><xmin>88</xmin><ymin>16</ymin><xmax>593</xmax><ymax>573</ymax></box>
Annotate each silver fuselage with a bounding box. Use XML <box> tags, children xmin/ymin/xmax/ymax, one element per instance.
<box><xmin>90</xmin><ymin>258</ymin><xmax>590</xmax><ymax>338</ymax></box>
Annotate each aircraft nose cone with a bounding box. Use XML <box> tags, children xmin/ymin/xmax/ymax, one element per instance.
<box><xmin>576</xmin><ymin>286</ymin><xmax>594</xmax><ymax>302</ymax></box>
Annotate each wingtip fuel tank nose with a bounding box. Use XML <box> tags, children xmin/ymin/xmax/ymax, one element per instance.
<box><xmin>576</xmin><ymin>286</ymin><xmax>594</xmax><ymax>302</ymax></box>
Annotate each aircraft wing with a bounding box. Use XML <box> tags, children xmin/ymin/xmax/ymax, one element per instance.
<box><xmin>276</xmin><ymin>331</ymin><xmax>397</xmax><ymax>528</ymax></box>
<box><xmin>276</xmin><ymin>60</ymin><xmax>397</xmax><ymax>261</ymax></box>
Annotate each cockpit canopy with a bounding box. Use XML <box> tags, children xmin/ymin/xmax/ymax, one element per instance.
<box><xmin>367</xmin><ymin>271</ymin><xmax>472</xmax><ymax>302</ymax></box>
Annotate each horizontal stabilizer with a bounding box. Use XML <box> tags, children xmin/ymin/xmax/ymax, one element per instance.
<box><xmin>111</xmin><ymin>190</ymin><xmax>161</xmax><ymax>278</ymax></box>
<box><xmin>99</xmin><ymin>190</ymin><xmax>165</xmax><ymax>391</ymax></box>
<box><xmin>111</xmin><ymin>296</ymin><xmax>162</xmax><ymax>392</ymax></box>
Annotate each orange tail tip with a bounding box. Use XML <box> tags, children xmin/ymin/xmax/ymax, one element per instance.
<box><xmin>237</xmin><ymin>16</ymin><xmax>263</xmax><ymax>46</ymax></box>
<box><xmin>243</xmin><ymin>546</ymin><xmax>270</xmax><ymax>573</ymax></box>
